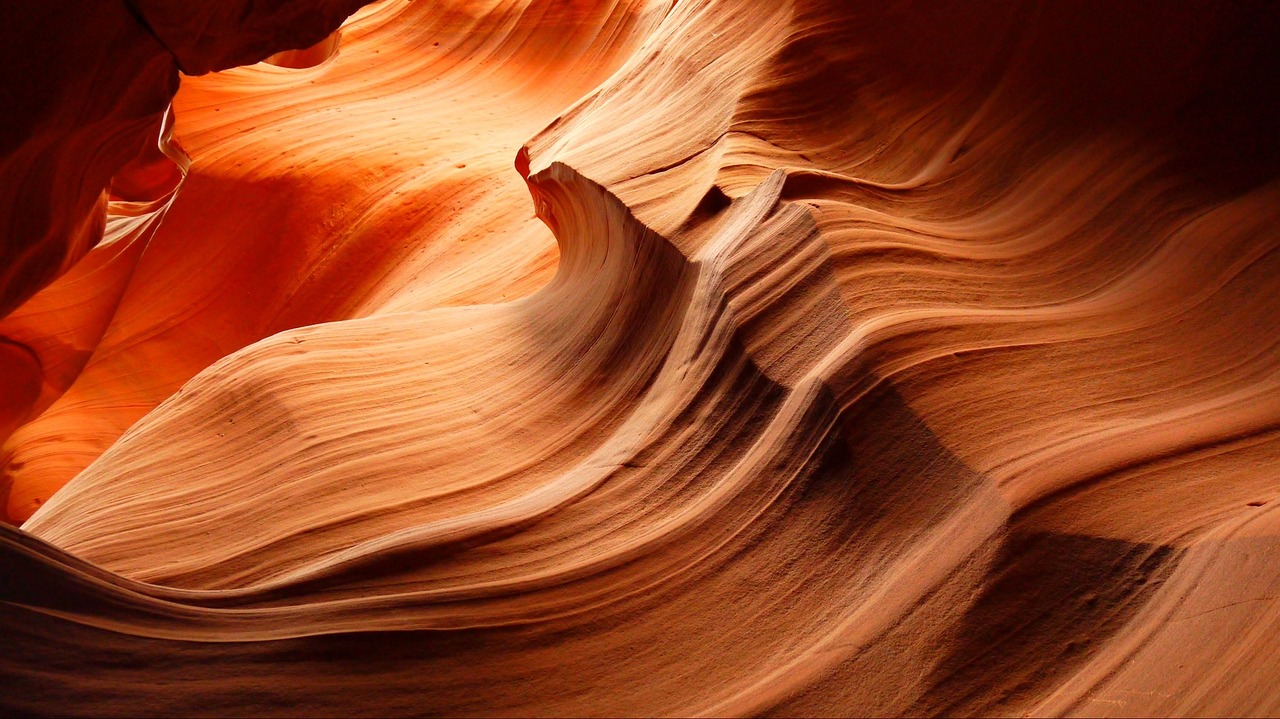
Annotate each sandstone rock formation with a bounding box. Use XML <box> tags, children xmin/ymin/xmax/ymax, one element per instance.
<box><xmin>2</xmin><ymin>1</ymin><xmax>1279</xmax><ymax>716</ymax></box>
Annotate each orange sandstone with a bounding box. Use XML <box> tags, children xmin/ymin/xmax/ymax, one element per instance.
<box><xmin>2</xmin><ymin>1</ymin><xmax>1279</xmax><ymax>716</ymax></box>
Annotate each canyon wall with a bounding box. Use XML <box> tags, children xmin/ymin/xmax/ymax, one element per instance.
<box><xmin>2</xmin><ymin>1</ymin><xmax>1279</xmax><ymax>715</ymax></box>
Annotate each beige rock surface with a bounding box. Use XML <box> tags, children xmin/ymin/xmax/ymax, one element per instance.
<box><xmin>2</xmin><ymin>1</ymin><xmax>1279</xmax><ymax>716</ymax></box>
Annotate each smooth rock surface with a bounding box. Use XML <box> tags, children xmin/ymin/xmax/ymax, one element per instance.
<box><xmin>2</xmin><ymin>1</ymin><xmax>1279</xmax><ymax>716</ymax></box>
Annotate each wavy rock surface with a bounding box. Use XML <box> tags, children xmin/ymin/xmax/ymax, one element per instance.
<box><xmin>3</xmin><ymin>1</ymin><xmax>1280</xmax><ymax>716</ymax></box>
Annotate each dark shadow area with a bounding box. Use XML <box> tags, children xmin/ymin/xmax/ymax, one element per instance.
<box><xmin>912</xmin><ymin>530</ymin><xmax>1179</xmax><ymax>716</ymax></box>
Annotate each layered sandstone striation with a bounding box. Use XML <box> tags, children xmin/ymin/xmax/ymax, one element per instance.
<box><xmin>2</xmin><ymin>1</ymin><xmax>1279</xmax><ymax>716</ymax></box>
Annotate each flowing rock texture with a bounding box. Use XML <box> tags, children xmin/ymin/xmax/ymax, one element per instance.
<box><xmin>2</xmin><ymin>0</ymin><xmax>1280</xmax><ymax>716</ymax></box>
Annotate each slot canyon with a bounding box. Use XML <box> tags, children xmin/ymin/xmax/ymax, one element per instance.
<box><xmin>1</xmin><ymin>0</ymin><xmax>1279</xmax><ymax>716</ymax></box>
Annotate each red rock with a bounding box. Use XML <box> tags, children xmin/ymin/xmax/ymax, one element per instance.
<box><xmin>2</xmin><ymin>1</ymin><xmax>1279</xmax><ymax>716</ymax></box>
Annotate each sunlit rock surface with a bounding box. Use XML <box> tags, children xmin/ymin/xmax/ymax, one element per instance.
<box><xmin>2</xmin><ymin>1</ymin><xmax>1279</xmax><ymax>716</ymax></box>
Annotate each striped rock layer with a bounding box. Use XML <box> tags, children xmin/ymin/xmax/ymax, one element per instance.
<box><xmin>3</xmin><ymin>1</ymin><xmax>1280</xmax><ymax>716</ymax></box>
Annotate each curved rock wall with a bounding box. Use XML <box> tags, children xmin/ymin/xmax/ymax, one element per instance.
<box><xmin>2</xmin><ymin>1</ymin><xmax>1279</xmax><ymax>716</ymax></box>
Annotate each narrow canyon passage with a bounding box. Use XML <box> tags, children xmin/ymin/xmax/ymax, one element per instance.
<box><xmin>1</xmin><ymin>1</ymin><xmax>1279</xmax><ymax>716</ymax></box>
